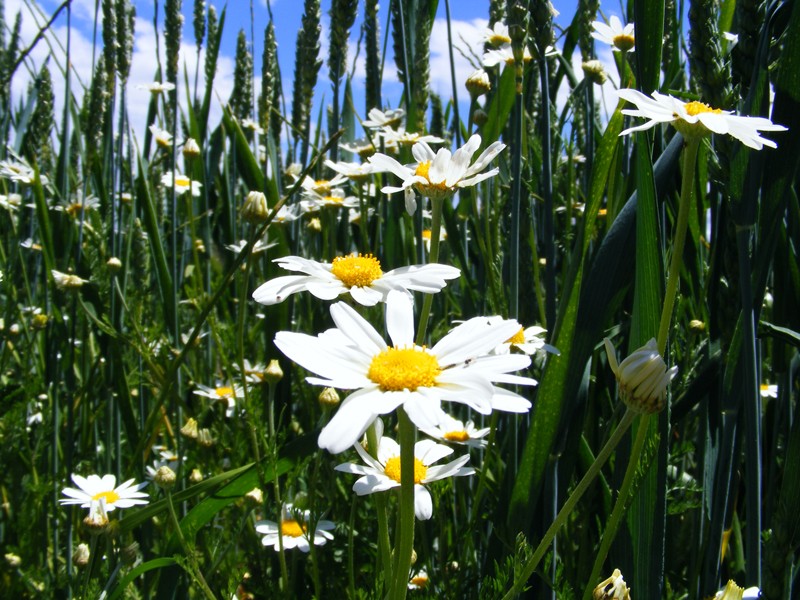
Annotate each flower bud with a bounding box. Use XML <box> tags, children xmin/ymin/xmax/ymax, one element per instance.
<box><xmin>154</xmin><ymin>466</ymin><xmax>177</xmax><ymax>490</ymax></box>
<box><xmin>244</xmin><ymin>487</ymin><xmax>264</xmax><ymax>508</ymax></box>
<box><xmin>582</xmin><ymin>60</ymin><xmax>608</xmax><ymax>85</ymax></box>
<box><xmin>466</xmin><ymin>69</ymin><xmax>491</xmax><ymax>98</ymax></box>
<box><xmin>32</xmin><ymin>314</ymin><xmax>49</xmax><ymax>330</ymax></box>
<box><xmin>264</xmin><ymin>359</ymin><xmax>283</xmax><ymax>384</ymax></box>
<box><xmin>107</xmin><ymin>257</ymin><xmax>123</xmax><ymax>272</ymax></box>
<box><xmin>593</xmin><ymin>568</ymin><xmax>631</xmax><ymax>599</ymax></box>
<box><xmin>189</xmin><ymin>468</ymin><xmax>204</xmax><ymax>483</ymax></box>
<box><xmin>307</xmin><ymin>217</ymin><xmax>322</xmax><ymax>232</ymax></box>
<box><xmin>318</xmin><ymin>387</ymin><xmax>340</xmax><ymax>407</ymax></box>
<box><xmin>242</xmin><ymin>191</ymin><xmax>270</xmax><ymax>224</ymax></box>
<box><xmin>5</xmin><ymin>553</ymin><xmax>21</xmax><ymax>568</ymax></box>
<box><xmin>83</xmin><ymin>501</ymin><xmax>109</xmax><ymax>535</ymax></box>
<box><xmin>473</xmin><ymin>109</ymin><xmax>488</xmax><ymax>126</ymax></box>
<box><xmin>72</xmin><ymin>544</ymin><xmax>90</xmax><ymax>568</ymax></box>
<box><xmin>183</xmin><ymin>137</ymin><xmax>201</xmax><ymax>158</ymax></box>
<box><xmin>197</xmin><ymin>428</ymin><xmax>214</xmax><ymax>447</ymax></box>
<box><xmin>604</xmin><ymin>338</ymin><xmax>677</xmax><ymax>414</ymax></box>
<box><xmin>180</xmin><ymin>417</ymin><xmax>199</xmax><ymax>439</ymax></box>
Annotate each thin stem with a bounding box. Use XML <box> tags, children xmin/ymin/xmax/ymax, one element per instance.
<box><xmin>366</xmin><ymin>422</ymin><xmax>392</xmax><ymax>594</ymax></box>
<box><xmin>388</xmin><ymin>408</ymin><xmax>417</xmax><ymax>600</ymax></box>
<box><xmin>267</xmin><ymin>381</ymin><xmax>290</xmax><ymax>592</ymax></box>
<box><xmin>582</xmin><ymin>415</ymin><xmax>652</xmax><ymax>598</ymax></box>
<box><xmin>502</xmin><ymin>408</ymin><xmax>636</xmax><ymax>599</ymax></box>
<box><xmin>414</xmin><ymin>197</ymin><xmax>443</xmax><ymax>346</ymax></box>
<box><xmin>165</xmin><ymin>490</ymin><xmax>217</xmax><ymax>600</ymax></box>
<box><xmin>657</xmin><ymin>137</ymin><xmax>699</xmax><ymax>355</ymax></box>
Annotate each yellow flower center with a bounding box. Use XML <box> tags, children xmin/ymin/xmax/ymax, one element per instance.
<box><xmin>684</xmin><ymin>101</ymin><xmax>722</xmax><ymax>116</ymax></box>
<box><xmin>215</xmin><ymin>386</ymin><xmax>234</xmax><ymax>397</ymax></box>
<box><xmin>489</xmin><ymin>33</ymin><xmax>511</xmax><ymax>46</ymax></box>
<box><xmin>414</xmin><ymin>161</ymin><xmax>451</xmax><ymax>200</ymax></box>
<box><xmin>175</xmin><ymin>175</ymin><xmax>191</xmax><ymax>188</ymax></box>
<box><xmin>324</xmin><ymin>195</ymin><xmax>344</xmax><ymax>205</ymax></box>
<box><xmin>444</xmin><ymin>430</ymin><xmax>470</xmax><ymax>442</ymax></box>
<box><xmin>280</xmin><ymin>519</ymin><xmax>307</xmax><ymax>537</ymax></box>
<box><xmin>66</xmin><ymin>203</ymin><xmax>83</xmax><ymax>218</ymax></box>
<box><xmin>410</xmin><ymin>574</ymin><xmax>429</xmax><ymax>588</ymax></box>
<box><xmin>91</xmin><ymin>490</ymin><xmax>120</xmax><ymax>504</ymax></box>
<box><xmin>421</xmin><ymin>230</ymin><xmax>432</xmax><ymax>240</ymax></box>
<box><xmin>313</xmin><ymin>179</ymin><xmax>332</xmax><ymax>194</ymax></box>
<box><xmin>506</xmin><ymin>327</ymin><xmax>526</xmax><ymax>345</ymax></box>
<box><xmin>368</xmin><ymin>347</ymin><xmax>440</xmax><ymax>391</ymax></box>
<box><xmin>330</xmin><ymin>253</ymin><xmax>383</xmax><ymax>288</ymax></box>
<box><xmin>612</xmin><ymin>34</ymin><xmax>635</xmax><ymax>52</ymax></box>
<box><xmin>384</xmin><ymin>456</ymin><xmax>428</xmax><ymax>484</ymax></box>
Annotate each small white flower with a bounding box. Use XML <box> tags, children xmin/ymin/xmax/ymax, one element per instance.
<box><xmin>335</xmin><ymin>436</ymin><xmax>474</xmax><ymax>520</ymax></box>
<box><xmin>759</xmin><ymin>384</ymin><xmax>778</xmax><ymax>399</ymax></box>
<box><xmin>492</xmin><ymin>321</ymin><xmax>559</xmax><ymax>356</ymax></box>
<box><xmin>52</xmin><ymin>270</ymin><xmax>89</xmax><ymax>290</ymax></box>
<box><xmin>0</xmin><ymin>159</ymin><xmax>48</xmax><ymax>186</ymax></box>
<box><xmin>138</xmin><ymin>81</ymin><xmax>175</xmax><ymax>94</ymax></box>
<box><xmin>161</xmin><ymin>172</ymin><xmax>202</xmax><ymax>196</ymax></box>
<box><xmin>421</xmin><ymin>414</ymin><xmax>490</xmax><ymax>448</ymax></box>
<box><xmin>408</xmin><ymin>569</ymin><xmax>430</xmax><ymax>590</ymax></box>
<box><xmin>362</xmin><ymin>107</ymin><xmax>405</xmax><ymax>129</ymax></box>
<box><xmin>593</xmin><ymin>568</ymin><xmax>631</xmax><ymax>599</ymax></box>
<box><xmin>300</xmin><ymin>189</ymin><xmax>360</xmax><ymax>212</ymax></box>
<box><xmin>193</xmin><ymin>384</ymin><xmax>244</xmax><ymax>418</ymax></box>
<box><xmin>224</xmin><ymin>238</ymin><xmax>275</xmax><ymax>256</ymax></box>
<box><xmin>255</xmin><ymin>504</ymin><xmax>334</xmax><ymax>552</ymax></box>
<box><xmin>253</xmin><ymin>254</ymin><xmax>460</xmax><ymax>307</ymax></box>
<box><xmin>145</xmin><ymin>449</ymin><xmax>184</xmax><ymax>480</ymax></box>
<box><xmin>340</xmin><ymin>138</ymin><xmax>378</xmax><ymax>158</ymax></box>
<box><xmin>60</xmin><ymin>474</ymin><xmax>149</xmax><ymax>512</ymax></box>
<box><xmin>149</xmin><ymin>125</ymin><xmax>173</xmax><ymax>148</ymax></box>
<box><xmin>274</xmin><ymin>290</ymin><xmax>535</xmax><ymax>453</ymax></box>
<box><xmin>617</xmin><ymin>89</ymin><xmax>787</xmax><ymax>149</ymax></box>
<box><xmin>484</xmin><ymin>22</ymin><xmax>511</xmax><ymax>47</ymax></box>
<box><xmin>240</xmin><ymin>118</ymin><xmax>264</xmax><ymax>134</ymax></box>
<box><xmin>482</xmin><ymin>45</ymin><xmax>533</xmax><ymax>68</ymax></box>
<box><xmin>0</xmin><ymin>193</ymin><xmax>21</xmax><ymax>211</ymax></box>
<box><xmin>323</xmin><ymin>159</ymin><xmax>376</xmax><ymax>182</ymax></box>
<box><xmin>378</xmin><ymin>126</ymin><xmax>444</xmax><ymax>148</ymax></box>
<box><xmin>300</xmin><ymin>174</ymin><xmax>348</xmax><ymax>195</ymax></box>
<box><xmin>369</xmin><ymin>134</ymin><xmax>506</xmax><ymax>215</ymax></box>
<box><xmin>592</xmin><ymin>15</ymin><xmax>635</xmax><ymax>52</ymax></box>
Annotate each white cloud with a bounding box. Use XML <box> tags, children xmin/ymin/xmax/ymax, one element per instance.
<box><xmin>428</xmin><ymin>17</ymin><xmax>487</xmax><ymax>99</ymax></box>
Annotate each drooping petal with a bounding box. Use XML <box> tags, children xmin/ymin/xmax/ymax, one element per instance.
<box><xmin>414</xmin><ymin>485</ymin><xmax>433</xmax><ymax>520</ymax></box>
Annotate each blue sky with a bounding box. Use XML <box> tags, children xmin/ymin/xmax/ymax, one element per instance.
<box><xmin>6</xmin><ymin>0</ymin><xmax>617</xmax><ymax>143</ymax></box>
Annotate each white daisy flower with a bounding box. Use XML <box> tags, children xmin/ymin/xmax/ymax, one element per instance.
<box><xmin>323</xmin><ymin>159</ymin><xmax>376</xmax><ymax>182</ymax></box>
<box><xmin>253</xmin><ymin>254</ymin><xmax>460</xmax><ymax>307</ymax></box>
<box><xmin>605</xmin><ymin>338</ymin><xmax>678</xmax><ymax>414</ymax></box>
<box><xmin>0</xmin><ymin>159</ymin><xmax>48</xmax><ymax>186</ymax></box>
<box><xmin>335</xmin><ymin>435</ymin><xmax>474</xmax><ymax>520</ymax></box>
<box><xmin>378</xmin><ymin>126</ymin><xmax>444</xmax><ymax>148</ymax></box>
<box><xmin>60</xmin><ymin>474</ymin><xmax>149</xmax><ymax>512</ymax></box>
<box><xmin>161</xmin><ymin>172</ymin><xmax>203</xmax><ymax>197</ymax></box>
<box><xmin>54</xmin><ymin>194</ymin><xmax>101</xmax><ymax>218</ymax></box>
<box><xmin>240</xmin><ymin>118</ymin><xmax>265</xmax><ymax>135</ymax></box>
<box><xmin>713</xmin><ymin>581</ymin><xmax>760</xmax><ymax>599</ymax></box>
<box><xmin>274</xmin><ymin>290</ymin><xmax>535</xmax><ymax>453</ymax></box>
<box><xmin>300</xmin><ymin>174</ymin><xmax>348</xmax><ymax>195</ymax></box>
<box><xmin>408</xmin><ymin>569</ymin><xmax>430</xmax><ymax>590</ymax></box>
<box><xmin>224</xmin><ymin>238</ymin><xmax>276</xmax><ymax>256</ymax></box>
<box><xmin>138</xmin><ymin>81</ymin><xmax>175</xmax><ymax>94</ymax></box>
<box><xmin>368</xmin><ymin>133</ymin><xmax>506</xmax><ymax>215</ymax></box>
<box><xmin>484</xmin><ymin>22</ymin><xmax>511</xmax><ymax>47</ymax></box>
<box><xmin>491</xmin><ymin>320</ymin><xmax>560</xmax><ymax>356</ymax></box>
<box><xmin>145</xmin><ymin>449</ymin><xmax>184</xmax><ymax>480</ymax></box>
<box><xmin>482</xmin><ymin>45</ymin><xmax>533</xmax><ymax>68</ymax></box>
<box><xmin>0</xmin><ymin>193</ymin><xmax>22</xmax><ymax>211</ymax></box>
<box><xmin>591</xmin><ymin>15</ymin><xmax>635</xmax><ymax>52</ymax></box>
<box><xmin>421</xmin><ymin>414</ymin><xmax>490</xmax><ymax>448</ymax></box>
<box><xmin>300</xmin><ymin>189</ymin><xmax>361</xmax><ymax>212</ymax></box>
<box><xmin>362</xmin><ymin>107</ymin><xmax>405</xmax><ymax>129</ymax></box>
<box><xmin>193</xmin><ymin>383</ymin><xmax>244</xmax><ymax>418</ymax></box>
<box><xmin>617</xmin><ymin>89</ymin><xmax>787</xmax><ymax>149</ymax></box>
<box><xmin>339</xmin><ymin>138</ymin><xmax>378</xmax><ymax>158</ymax></box>
<box><xmin>149</xmin><ymin>125</ymin><xmax>173</xmax><ymax>148</ymax></box>
<box><xmin>759</xmin><ymin>384</ymin><xmax>778</xmax><ymax>398</ymax></box>
<box><xmin>255</xmin><ymin>504</ymin><xmax>335</xmax><ymax>552</ymax></box>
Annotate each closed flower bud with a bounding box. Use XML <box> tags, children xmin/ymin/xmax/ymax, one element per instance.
<box><xmin>197</xmin><ymin>428</ymin><xmax>214</xmax><ymax>447</ymax></box>
<box><xmin>604</xmin><ymin>338</ymin><xmax>677</xmax><ymax>414</ymax></box>
<box><xmin>242</xmin><ymin>191</ymin><xmax>269</xmax><ymax>224</ymax></box>
<box><xmin>318</xmin><ymin>387</ymin><xmax>340</xmax><ymax>407</ymax></box>
<box><xmin>466</xmin><ymin>69</ymin><xmax>491</xmax><ymax>98</ymax></box>
<box><xmin>307</xmin><ymin>217</ymin><xmax>322</xmax><ymax>232</ymax></box>
<box><xmin>713</xmin><ymin>580</ymin><xmax>760</xmax><ymax>599</ymax></box>
<box><xmin>180</xmin><ymin>418</ymin><xmax>199</xmax><ymax>439</ymax></box>
<box><xmin>32</xmin><ymin>314</ymin><xmax>49</xmax><ymax>330</ymax></box>
<box><xmin>244</xmin><ymin>487</ymin><xmax>264</xmax><ymax>508</ymax></box>
<box><xmin>83</xmin><ymin>501</ymin><xmax>109</xmax><ymax>535</ymax></box>
<box><xmin>107</xmin><ymin>257</ymin><xmax>122</xmax><ymax>272</ymax></box>
<box><xmin>582</xmin><ymin>60</ymin><xmax>608</xmax><ymax>85</ymax></box>
<box><xmin>52</xmin><ymin>270</ymin><xmax>88</xmax><ymax>290</ymax></box>
<box><xmin>473</xmin><ymin>108</ymin><xmax>488</xmax><ymax>126</ymax></box>
<box><xmin>154</xmin><ymin>466</ymin><xmax>176</xmax><ymax>490</ymax></box>
<box><xmin>5</xmin><ymin>553</ymin><xmax>21</xmax><ymax>568</ymax></box>
<box><xmin>120</xmin><ymin>541</ymin><xmax>140</xmax><ymax>566</ymax></box>
<box><xmin>264</xmin><ymin>359</ymin><xmax>283</xmax><ymax>384</ymax></box>
<box><xmin>689</xmin><ymin>319</ymin><xmax>705</xmax><ymax>332</ymax></box>
<box><xmin>189</xmin><ymin>468</ymin><xmax>204</xmax><ymax>483</ymax></box>
<box><xmin>72</xmin><ymin>544</ymin><xmax>90</xmax><ymax>568</ymax></box>
<box><xmin>183</xmin><ymin>137</ymin><xmax>201</xmax><ymax>158</ymax></box>
<box><xmin>593</xmin><ymin>568</ymin><xmax>631</xmax><ymax>599</ymax></box>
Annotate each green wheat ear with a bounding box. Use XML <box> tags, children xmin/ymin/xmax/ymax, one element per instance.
<box><xmin>115</xmin><ymin>0</ymin><xmax>135</xmax><ymax>83</ymax></box>
<box><xmin>230</xmin><ymin>29</ymin><xmax>254</xmax><ymax>122</ymax></box>
<box><xmin>259</xmin><ymin>22</ymin><xmax>277</xmax><ymax>136</ymax></box>
<box><xmin>364</xmin><ymin>0</ymin><xmax>381</xmax><ymax>114</ymax></box>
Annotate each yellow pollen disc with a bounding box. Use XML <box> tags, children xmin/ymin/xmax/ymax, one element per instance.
<box><xmin>413</xmin><ymin>161</ymin><xmax>450</xmax><ymax>198</ymax></box>
<box><xmin>215</xmin><ymin>386</ymin><xmax>234</xmax><ymax>397</ymax></box>
<box><xmin>444</xmin><ymin>430</ymin><xmax>470</xmax><ymax>442</ymax></box>
<box><xmin>410</xmin><ymin>575</ymin><xmax>429</xmax><ymax>587</ymax></box>
<box><xmin>613</xmin><ymin>34</ymin><xmax>635</xmax><ymax>51</ymax></box>
<box><xmin>760</xmin><ymin>384</ymin><xmax>770</xmax><ymax>391</ymax></box>
<box><xmin>92</xmin><ymin>490</ymin><xmax>120</xmax><ymax>504</ymax></box>
<box><xmin>368</xmin><ymin>347</ymin><xmax>440</xmax><ymax>391</ymax></box>
<box><xmin>384</xmin><ymin>456</ymin><xmax>428</xmax><ymax>484</ymax></box>
<box><xmin>414</xmin><ymin>161</ymin><xmax>433</xmax><ymax>181</ymax></box>
<box><xmin>331</xmin><ymin>253</ymin><xmax>383</xmax><ymax>288</ymax></box>
<box><xmin>684</xmin><ymin>101</ymin><xmax>722</xmax><ymax>116</ymax></box>
<box><xmin>324</xmin><ymin>195</ymin><xmax>344</xmax><ymax>204</ymax></box>
<box><xmin>280</xmin><ymin>519</ymin><xmax>307</xmax><ymax>537</ymax></box>
<box><xmin>175</xmin><ymin>175</ymin><xmax>191</xmax><ymax>187</ymax></box>
<box><xmin>489</xmin><ymin>34</ymin><xmax>511</xmax><ymax>46</ymax></box>
<box><xmin>66</xmin><ymin>203</ymin><xmax>83</xmax><ymax>217</ymax></box>
<box><xmin>422</xmin><ymin>230</ymin><xmax>432</xmax><ymax>240</ymax></box>
<box><xmin>506</xmin><ymin>327</ymin><xmax>526</xmax><ymax>345</ymax></box>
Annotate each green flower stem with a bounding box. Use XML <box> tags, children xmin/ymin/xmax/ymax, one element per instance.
<box><xmin>388</xmin><ymin>408</ymin><xmax>417</xmax><ymax>600</ymax></box>
<box><xmin>657</xmin><ymin>137</ymin><xmax>699</xmax><ymax>355</ymax></box>
<box><xmin>414</xmin><ymin>197</ymin><xmax>443</xmax><ymax>346</ymax></box>
<box><xmin>165</xmin><ymin>489</ymin><xmax>217</xmax><ymax>600</ymax></box>
<box><xmin>366</xmin><ymin>422</ymin><xmax>393</xmax><ymax>594</ymax></box>
<box><xmin>266</xmin><ymin>380</ymin><xmax>291</xmax><ymax>592</ymax></box>
<box><xmin>582</xmin><ymin>414</ymin><xmax>651</xmax><ymax>598</ymax></box>
<box><xmin>502</xmin><ymin>408</ymin><xmax>636</xmax><ymax>599</ymax></box>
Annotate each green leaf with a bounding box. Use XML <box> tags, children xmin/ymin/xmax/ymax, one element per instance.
<box><xmin>633</xmin><ymin>0</ymin><xmax>664</xmax><ymax>92</ymax></box>
<box><xmin>107</xmin><ymin>558</ymin><xmax>177</xmax><ymax>600</ymax></box>
<box><xmin>480</xmin><ymin>66</ymin><xmax>516</xmax><ymax>148</ymax></box>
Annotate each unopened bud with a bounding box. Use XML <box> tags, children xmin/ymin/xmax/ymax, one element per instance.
<box><xmin>264</xmin><ymin>359</ymin><xmax>283</xmax><ymax>384</ymax></box>
<box><xmin>107</xmin><ymin>257</ymin><xmax>123</xmax><ymax>272</ymax></box>
<box><xmin>605</xmin><ymin>338</ymin><xmax>677</xmax><ymax>414</ymax></box>
<box><xmin>307</xmin><ymin>217</ymin><xmax>322</xmax><ymax>232</ymax></box>
<box><xmin>32</xmin><ymin>314</ymin><xmax>49</xmax><ymax>330</ymax></box>
<box><xmin>244</xmin><ymin>487</ymin><xmax>264</xmax><ymax>508</ymax></box>
<box><xmin>181</xmin><ymin>418</ymin><xmax>199</xmax><ymax>439</ymax></box>
<box><xmin>466</xmin><ymin>69</ymin><xmax>491</xmax><ymax>98</ymax></box>
<box><xmin>242</xmin><ymin>191</ymin><xmax>270</xmax><ymax>224</ymax></box>
<box><xmin>582</xmin><ymin>60</ymin><xmax>607</xmax><ymax>85</ymax></box>
<box><xmin>154</xmin><ymin>466</ymin><xmax>176</xmax><ymax>490</ymax></box>
<box><xmin>5</xmin><ymin>553</ymin><xmax>21</xmax><ymax>568</ymax></box>
<box><xmin>197</xmin><ymin>428</ymin><xmax>214</xmax><ymax>447</ymax></box>
<box><xmin>189</xmin><ymin>468</ymin><xmax>204</xmax><ymax>483</ymax></box>
<box><xmin>689</xmin><ymin>319</ymin><xmax>705</xmax><ymax>332</ymax></box>
<box><xmin>473</xmin><ymin>109</ymin><xmax>488</xmax><ymax>126</ymax></box>
<box><xmin>183</xmin><ymin>137</ymin><xmax>201</xmax><ymax>158</ymax></box>
<box><xmin>593</xmin><ymin>568</ymin><xmax>631</xmax><ymax>599</ymax></box>
<box><xmin>72</xmin><ymin>544</ymin><xmax>90</xmax><ymax>568</ymax></box>
<box><xmin>318</xmin><ymin>387</ymin><xmax>340</xmax><ymax>407</ymax></box>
